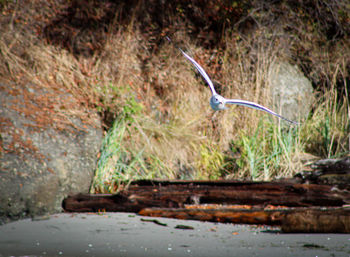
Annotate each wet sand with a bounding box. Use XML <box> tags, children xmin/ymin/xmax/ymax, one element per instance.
<box><xmin>0</xmin><ymin>212</ymin><xmax>349</xmax><ymax>257</ymax></box>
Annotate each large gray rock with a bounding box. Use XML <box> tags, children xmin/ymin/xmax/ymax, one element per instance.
<box><xmin>268</xmin><ymin>61</ymin><xmax>314</xmax><ymax>122</ymax></box>
<box><xmin>0</xmin><ymin>82</ymin><xmax>102</xmax><ymax>223</ymax></box>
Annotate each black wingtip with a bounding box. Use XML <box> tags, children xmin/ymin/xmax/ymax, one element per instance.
<box><xmin>283</xmin><ymin>117</ymin><xmax>300</xmax><ymax>126</ymax></box>
<box><xmin>165</xmin><ymin>36</ymin><xmax>184</xmax><ymax>54</ymax></box>
<box><xmin>165</xmin><ymin>36</ymin><xmax>171</xmax><ymax>42</ymax></box>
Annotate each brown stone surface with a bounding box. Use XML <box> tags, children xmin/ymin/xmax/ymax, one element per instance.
<box><xmin>0</xmin><ymin>82</ymin><xmax>103</xmax><ymax>223</ymax></box>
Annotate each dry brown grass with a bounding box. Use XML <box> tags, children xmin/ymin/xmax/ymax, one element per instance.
<box><xmin>1</xmin><ymin>1</ymin><xmax>349</xmax><ymax>191</ymax></box>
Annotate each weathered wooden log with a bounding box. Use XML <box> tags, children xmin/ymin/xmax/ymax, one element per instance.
<box><xmin>138</xmin><ymin>206</ymin><xmax>285</xmax><ymax>225</ymax></box>
<box><xmin>311</xmin><ymin>157</ymin><xmax>350</xmax><ymax>174</ymax></box>
<box><xmin>281</xmin><ymin>207</ymin><xmax>350</xmax><ymax>233</ymax></box>
<box><xmin>295</xmin><ymin>157</ymin><xmax>350</xmax><ymax>188</ymax></box>
<box><xmin>63</xmin><ymin>180</ymin><xmax>350</xmax><ymax>212</ymax></box>
<box><xmin>62</xmin><ymin>193</ymin><xmax>164</xmax><ymax>213</ymax></box>
<box><xmin>139</xmin><ymin>206</ymin><xmax>350</xmax><ymax>233</ymax></box>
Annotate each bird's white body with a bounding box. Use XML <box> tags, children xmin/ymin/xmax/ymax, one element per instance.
<box><xmin>166</xmin><ymin>37</ymin><xmax>298</xmax><ymax>125</ymax></box>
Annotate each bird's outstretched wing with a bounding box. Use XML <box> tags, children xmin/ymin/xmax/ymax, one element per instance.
<box><xmin>225</xmin><ymin>99</ymin><xmax>298</xmax><ymax>124</ymax></box>
<box><xmin>166</xmin><ymin>37</ymin><xmax>298</xmax><ymax>125</ymax></box>
<box><xmin>166</xmin><ymin>36</ymin><xmax>217</xmax><ymax>95</ymax></box>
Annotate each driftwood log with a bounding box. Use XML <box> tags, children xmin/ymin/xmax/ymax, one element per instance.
<box><xmin>295</xmin><ymin>156</ymin><xmax>350</xmax><ymax>188</ymax></box>
<box><xmin>138</xmin><ymin>206</ymin><xmax>350</xmax><ymax>233</ymax></box>
<box><xmin>281</xmin><ymin>207</ymin><xmax>350</xmax><ymax>233</ymax></box>
<box><xmin>138</xmin><ymin>206</ymin><xmax>285</xmax><ymax>225</ymax></box>
<box><xmin>63</xmin><ymin>158</ymin><xmax>350</xmax><ymax>232</ymax></box>
<box><xmin>63</xmin><ymin>180</ymin><xmax>350</xmax><ymax>213</ymax></box>
<box><xmin>63</xmin><ymin>180</ymin><xmax>350</xmax><ymax>232</ymax></box>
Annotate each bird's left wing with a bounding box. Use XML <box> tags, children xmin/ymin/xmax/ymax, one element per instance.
<box><xmin>225</xmin><ymin>98</ymin><xmax>298</xmax><ymax>124</ymax></box>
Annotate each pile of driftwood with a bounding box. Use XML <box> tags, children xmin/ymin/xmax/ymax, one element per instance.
<box><xmin>63</xmin><ymin>157</ymin><xmax>350</xmax><ymax>233</ymax></box>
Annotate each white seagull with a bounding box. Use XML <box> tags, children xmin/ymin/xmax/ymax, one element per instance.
<box><xmin>166</xmin><ymin>37</ymin><xmax>298</xmax><ymax>125</ymax></box>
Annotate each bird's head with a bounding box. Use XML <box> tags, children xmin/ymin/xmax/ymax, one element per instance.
<box><xmin>210</xmin><ymin>94</ymin><xmax>226</xmax><ymax>111</ymax></box>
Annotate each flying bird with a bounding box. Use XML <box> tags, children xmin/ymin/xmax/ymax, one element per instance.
<box><xmin>166</xmin><ymin>36</ymin><xmax>298</xmax><ymax>125</ymax></box>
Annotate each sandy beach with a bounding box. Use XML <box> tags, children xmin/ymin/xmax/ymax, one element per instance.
<box><xmin>0</xmin><ymin>212</ymin><xmax>349</xmax><ymax>257</ymax></box>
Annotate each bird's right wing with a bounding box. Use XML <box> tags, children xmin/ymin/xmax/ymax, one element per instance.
<box><xmin>166</xmin><ymin>36</ymin><xmax>217</xmax><ymax>95</ymax></box>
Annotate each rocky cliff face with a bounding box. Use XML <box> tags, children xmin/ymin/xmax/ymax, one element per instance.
<box><xmin>268</xmin><ymin>61</ymin><xmax>314</xmax><ymax>122</ymax></box>
<box><xmin>0</xmin><ymin>82</ymin><xmax>103</xmax><ymax>223</ymax></box>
